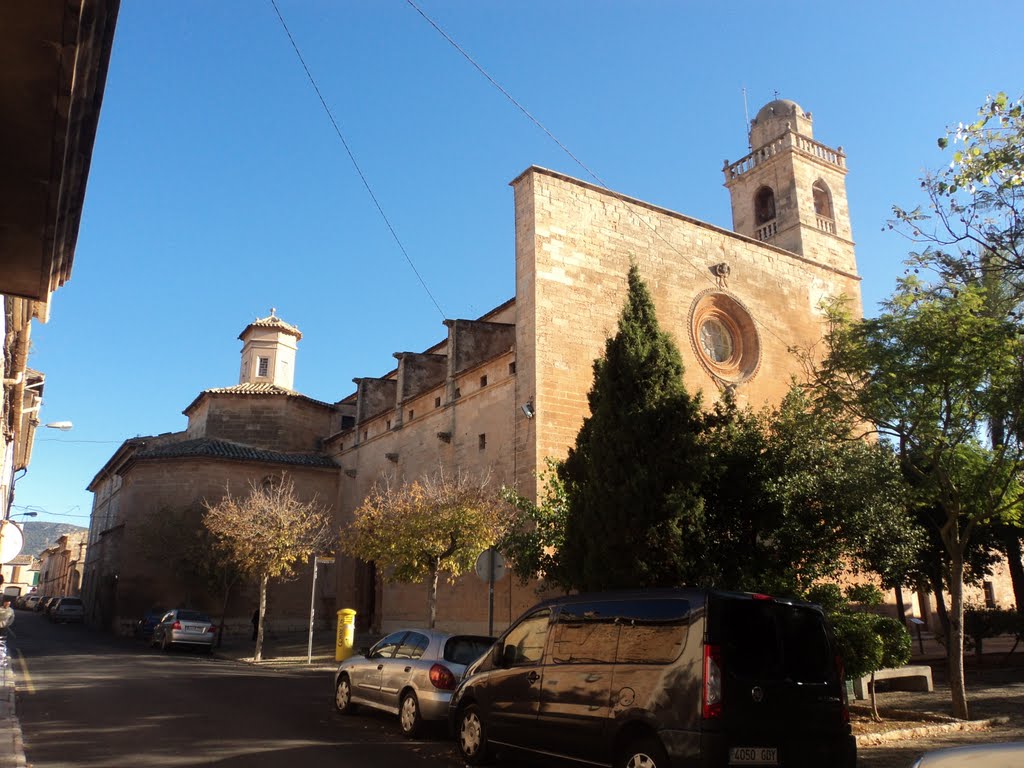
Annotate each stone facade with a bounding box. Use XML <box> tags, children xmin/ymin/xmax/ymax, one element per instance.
<box><xmin>82</xmin><ymin>314</ymin><xmax>341</xmax><ymax>635</ymax></box>
<box><xmin>326</xmin><ymin>98</ymin><xmax>870</xmax><ymax>635</ymax></box>
<box><xmin>86</xmin><ymin>99</ymin><xmax>1021</xmax><ymax>638</ymax></box>
<box><xmin>38</xmin><ymin>532</ymin><xmax>87</xmax><ymax>597</ymax></box>
<box><xmin>0</xmin><ymin>554</ymin><xmax>38</xmax><ymax>599</ymax></box>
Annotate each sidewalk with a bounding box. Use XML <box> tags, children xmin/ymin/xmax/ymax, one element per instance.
<box><xmin>0</xmin><ymin>650</ymin><xmax>26</xmax><ymax>768</ymax></box>
<box><xmin>213</xmin><ymin>626</ymin><xmax>380</xmax><ymax>669</ymax></box>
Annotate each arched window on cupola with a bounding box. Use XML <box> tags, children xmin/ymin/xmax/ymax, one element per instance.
<box><xmin>754</xmin><ymin>186</ymin><xmax>776</xmax><ymax>224</ymax></box>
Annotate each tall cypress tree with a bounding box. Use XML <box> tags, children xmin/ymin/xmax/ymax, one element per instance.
<box><xmin>558</xmin><ymin>264</ymin><xmax>707</xmax><ymax>590</ymax></box>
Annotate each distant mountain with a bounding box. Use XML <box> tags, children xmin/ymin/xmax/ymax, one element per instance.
<box><xmin>20</xmin><ymin>522</ymin><xmax>87</xmax><ymax>558</ymax></box>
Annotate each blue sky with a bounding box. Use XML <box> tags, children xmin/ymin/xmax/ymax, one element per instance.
<box><xmin>15</xmin><ymin>1</ymin><xmax>1024</xmax><ymax>526</ymax></box>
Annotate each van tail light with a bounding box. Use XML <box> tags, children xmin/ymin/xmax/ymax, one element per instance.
<box><xmin>207</xmin><ymin>626</ymin><xmax>217</xmax><ymax>634</ymax></box>
<box><xmin>702</xmin><ymin>644</ymin><xmax>722</xmax><ymax>719</ymax></box>
<box><xmin>171</xmin><ymin>621</ymin><xmax>182</xmax><ymax>630</ymax></box>
<box><xmin>429</xmin><ymin>664</ymin><xmax>457</xmax><ymax>691</ymax></box>
<box><xmin>834</xmin><ymin>653</ymin><xmax>850</xmax><ymax>723</ymax></box>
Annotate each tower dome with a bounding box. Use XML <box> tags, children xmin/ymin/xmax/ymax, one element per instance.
<box><xmin>750</xmin><ymin>97</ymin><xmax>813</xmax><ymax>147</ymax></box>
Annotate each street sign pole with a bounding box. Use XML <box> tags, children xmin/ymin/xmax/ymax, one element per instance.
<box><xmin>487</xmin><ymin>548</ymin><xmax>495</xmax><ymax>637</ymax></box>
<box><xmin>307</xmin><ymin>555</ymin><xmax>319</xmax><ymax>664</ymax></box>
<box><xmin>308</xmin><ymin>556</ymin><xmax>335</xmax><ymax>664</ymax></box>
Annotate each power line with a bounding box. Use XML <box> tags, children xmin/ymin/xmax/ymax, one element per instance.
<box><xmin>405</xmin><ymin>0</ymin><xmax>607</xmax><ymax>189</ymax></box>
<box><xmin>37</xmin><ymin>439</ymin><xmax>124</xmax><ymax>444</ymax></box>
<box><xmin>11</xmin><ymin>504</ymin><xmax>89</xmax><ymax>519</ymax></box>
<box><xmin>405</xmin><ymin>2</ymin><xmax>804</xmax><ymax>354</ymax></box>
<box><xmin>268</xmin><ymin>0</ymin><xmax>446</xmax><ymax>321</ymax></box>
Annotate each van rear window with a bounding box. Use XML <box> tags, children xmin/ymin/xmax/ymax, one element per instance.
<box><xmin>444</xmin><ymin>636</ymin><xmax>495</xmax><ymax>666</ymax></box>
<box><xmin>718</xmin><ymin>599</ymin><xmax>832</xmax><ymax>683</ymax></box>
<box><xmin>552</xmin><ymin>599</ymin><xmax>689</xmax><ymax>665</ymax></box>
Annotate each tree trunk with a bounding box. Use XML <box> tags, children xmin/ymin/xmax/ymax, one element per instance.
<box><xmin>869</xmin><ymin>670</ymin><xmax>880</xmax><ymax>722</ymax></box>
<box><xmin>947</xmin><ymin>552</ymin><xmax>970</xmax><ymax>720</ymax></box>
<box><xmin>1001</xmin><ymin>530</ymin><xmax>1024</xmax><ymax>616</ymax></box>
<box><xmin>215</xmin><ymin>574</ymin><xmax>234</xmax><ymax>649</ymax></box>
<box><xmin>427</xmin><ymin>567</ymin><xmax>439</xmax><ymax>629</ymax></box>
<box><xmin>255</xmin><ymin>574</ymin><xmax>268</xmax><ymax>663</ymax></box>
<box><xmin>894</xmin><ymin>584</ymin><xmax>907</xmax><ymax>626</ymax></box>
<box><xmin>932</xmin><ymin>575</ymin><xmax>951</xmax><ymax>655</ymax></box>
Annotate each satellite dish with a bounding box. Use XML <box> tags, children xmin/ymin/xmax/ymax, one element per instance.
<box><xmin>0</xmin><ymin>521</ymin><xmax>25</xmax><ymax>564</ymax></box>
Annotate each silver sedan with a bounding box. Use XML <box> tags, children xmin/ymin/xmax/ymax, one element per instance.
<box><xmin>333</xmin><ymin>628</ymin><xmax>494</xmax><ymax>737</ymax></box>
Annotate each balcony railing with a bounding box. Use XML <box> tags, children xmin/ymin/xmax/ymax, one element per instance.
<box><xmin>724</xmin><ymin>131</ymin><xmax>846</xmax><ymax>182</ymax></box>
<box><xmin>754</xmin><ymin>220</ymin><xmax>778</xmax><ymax>241</ymax></box>
<box><xmin>816</xmin><ymin>215</ymin><xmax>836</xmax><ymax>234</ymax></box>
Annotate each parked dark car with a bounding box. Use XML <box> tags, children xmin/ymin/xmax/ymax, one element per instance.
<box><xmin>49</xmin><ymin>597</ymin><xmax>84</xmax><ymax>623</ymax></box>
<box><xmin>450</xmin><ymin>588</ymin><xmax>855</xmax><ymax>768</ymax></box>
<box><xmin>33</xmin><ymin>595</ymin><xmax>51</xmax><ymax>612</ymax></box>
<box><xmin>151</xmin><ymin>609</ymin><xmax>217</xmax><ymax>652</ymax></box>
<box><xmin>134</xmin><ymin>607</ymin><xmax>167</xmax><ymax>640</ymax></box>
<box><xmin>334</xmin><ymin>628</ymin><xmax>494</xmax><ymax>737</ymax></box>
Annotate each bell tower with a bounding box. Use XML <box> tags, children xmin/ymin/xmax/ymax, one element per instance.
<box><xmin>238</xmin><ymin>309</ymin><xmax>302</xmax><ymax>390</ymax></box>
<box><xmin>723</xmin><ymin>99</ymin><xmax>856</xmax><ymax>274</ymax></box>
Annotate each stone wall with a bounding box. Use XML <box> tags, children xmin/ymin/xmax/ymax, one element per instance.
<box><xmin>186</xmin><ymin>395</ymin><xmax>336</xmax><ymax>453</ymax></box>
<box><xmin>513</xmin><ymin>166</ymin><xmax>863</xmax><ymax>492</ymax></box>
<box><xmin>109</xmin><ymin>457</ymin><xmax>339</xmax><ymax>634</ymax></box>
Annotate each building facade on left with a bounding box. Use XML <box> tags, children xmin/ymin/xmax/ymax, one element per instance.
<box><xmin>1</xmin><ymin>2</ymin><xmax>120</xmax><ymax>552</ymax></box>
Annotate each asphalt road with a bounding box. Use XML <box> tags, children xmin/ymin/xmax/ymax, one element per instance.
<box><xmin>10</xmin><ymin>610</ymin><xmax>466</xmax><ymax>768</ymax></box>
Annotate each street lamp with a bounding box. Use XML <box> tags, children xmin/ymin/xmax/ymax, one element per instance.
<box><xmin>9</xmin><ymin>511</ymin><xmax>37</xmax><ymax>518</ymax></box>
<box><xmin>44</xmin><ymin>421</ymin><xmax>73</xmax><ymax>431</ymax></box>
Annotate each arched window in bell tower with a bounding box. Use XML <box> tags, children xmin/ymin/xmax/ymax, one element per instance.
<box><xmin>813</xmin><ymin>180</ymin><xmax>833</xmax><ymax>219</ymax></box>
<box><xmin>812</xmin><ymin>180</ymin><xmax>835</xmax><ymax>234</ymax></box>
<box><xmin>754</xmin><ymin>186</ymin><xmax>776</xmax><ymax>224</ymax></box>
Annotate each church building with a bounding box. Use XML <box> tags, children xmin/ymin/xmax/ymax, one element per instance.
<box><xmin>85</xmin><ymin>99</ymin><xmax>1007</xmax><ymax>636</ymax></box>
<box><xmin>328</xmin><ymin>98</ymin><xmax>867</xmax><ymax>633</ymax></box>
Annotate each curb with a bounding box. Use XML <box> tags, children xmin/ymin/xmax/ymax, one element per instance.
<box><xmin>0</xmin><ymin>676</ymin><xmax>27</xmax><ymax>768</ymax></box>
<box><xmin>856</xmin><ymin>716</ymin><xmax>1011</xmax><ymax>747</ymax></box>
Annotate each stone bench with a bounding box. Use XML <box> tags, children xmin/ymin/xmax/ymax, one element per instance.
<box><xmin>853</xmin><ymin>664</ymin><xmax>934</xmax><ymax>700</ymax></box>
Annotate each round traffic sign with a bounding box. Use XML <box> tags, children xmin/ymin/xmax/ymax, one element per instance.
<box><xmin>474</xmin><ymin>548</ymin><xmax>507</xmax><ymax>583</ymax></box>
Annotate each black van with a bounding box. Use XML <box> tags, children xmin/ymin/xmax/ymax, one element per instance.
<box><xmin>449</xmin><ymin>589</ymin><xmax>855</xmax><ymax>768</ymax></box>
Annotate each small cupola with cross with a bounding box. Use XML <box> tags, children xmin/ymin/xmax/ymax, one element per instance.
<box><xmin>237</xmin><ymin>308</ymin><xmax>302</xmax><ymax>390</ymax></box>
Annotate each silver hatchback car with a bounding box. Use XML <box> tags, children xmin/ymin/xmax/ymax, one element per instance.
<box><xmin>151</xmin><ymin>609</ymin><xmax>217</xmax><ymax>652</ymax></box>
<box><xmin>333</xmin><ymin>628</ymin><xmax>493</xmax><ymax>737</ymax></box>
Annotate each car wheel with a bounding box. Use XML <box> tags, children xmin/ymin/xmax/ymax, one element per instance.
<box><xmin>334</xmin><ymin>675</ymin><xmax>357</xmax><ymax>714</ymax></box>
<box><xmin>399</xmin><ymin>691</ymin><xmax>422</xmax><ymax>737</ymax></box>
<box><xmin>456</xmin><ymin>704</ymin><xmax>491</xmax><ymax>765</ymax></box>
<box><xmin>618</xmin><ymin>735</ymin><xmax>669</xmax><ymax>768</ymax></box>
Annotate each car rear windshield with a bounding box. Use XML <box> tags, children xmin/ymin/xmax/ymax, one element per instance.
<box><xmin>443</xmin><ymin>635</ymin><xmax>495</xmax><ymax>666</ymax></box>
<box><xmin>177</xmin><ymin>610</ymin><xmax>210</xmax><ymax>622</ymax></box>
<box><xmin>717</xmin><ymin>598</ymin><xmax>833</xmax><ymax>683</ymax></box>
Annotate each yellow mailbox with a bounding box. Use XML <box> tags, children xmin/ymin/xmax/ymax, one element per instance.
<box><xmin>336</xmin><ymin>608</ymin><xmax>357</xmax><ymax>662</ymax></box>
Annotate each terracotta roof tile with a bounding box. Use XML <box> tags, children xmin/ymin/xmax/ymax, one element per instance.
<box><xmin>133</xmin><ymin>438</ymin><xmax>336</xmax><ymax>469</ymax></box>
<box><xmin>238</xmin><ymin>313</ymin><xmax>302</xmax><ymax>340</ymax></box>
<box><xmin>182</xmin><ymin>383</ymin><xmax>335</xmax><ymax>414</ymax></box>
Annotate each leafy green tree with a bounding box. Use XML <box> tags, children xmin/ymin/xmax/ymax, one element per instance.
<box><xmin>203</xmin><ymin>474</ymin><xmax>333</xmax><ymax>662</ymax></box>
<box><xmin>807</xmin><ymin>584</ymin><xmax>912</xmax><ymax>722</ymax></box>
<box><xmin>891</xmin><ymin>92</ymin><xmax>1024</xmax><ymax>620</ymax></box>
<box><xmin>342</xmin><ymin>469</ymin><xmax>504</xmax><ymax>628</ymax></box>
<box><xmin>891</xmin><ymin>93</ymin><xmax>1023</xmax><ymax>282</ymax></box>
<box><xmin>557</xmin><ymin>264</ymin><xmax>708</xmax><ymax>590</ymax></box>
<box><xmin>806</xmin><ymin>282</ymin><xmax>1024</xmax><ymax>719</ymax></box>
<box><xmin>498</xmin><ymin>459</ymin><xmax>570</xmax><ymax>591</ymax></box>
<box><xmin>702</xmin><ymin>386</ymin><xmax>922</xmax><ymax>596</ymax></box>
